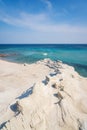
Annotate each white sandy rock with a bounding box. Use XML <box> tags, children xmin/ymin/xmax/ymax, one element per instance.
<box><xmin>0</xmin><ymin>59</ymin><xmax>87</xmax><ymax>130</ymax></box>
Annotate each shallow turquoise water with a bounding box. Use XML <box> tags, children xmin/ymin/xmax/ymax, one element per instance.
<box><xmin>0</xmin><ymin>44</ymin><xmax>87</xmax><ymax>77</ymax></box>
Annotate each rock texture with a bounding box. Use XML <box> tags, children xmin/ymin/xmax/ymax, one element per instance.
<box><xmin>0</xmin><ymin>59</ymin><xmax>87</xmax><ymax>130</ymax></box>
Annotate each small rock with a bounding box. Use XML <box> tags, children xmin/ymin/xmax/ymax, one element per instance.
<box><xmin>24</xmin><ymin>63</ymin><xmax>27</xmax><ymax>66</ymax></box>
<box><xmin>59</xmin><ymin>85</ymin><xmax>64</xmax><ymax>91</ymax></box>
<box><xmin>16</xmin><ymin>101</ymin><xmax>23</xmax><ymax>115</ymax></box>
<box><xmin>57</xmin><ymin>92</ymin><xmax>63</xmax><ymax>100</ymax></box>
<box><xmin>52</xmin><ymin>83</ymin><xmax>58</xmax><ymax>89</ymax></box>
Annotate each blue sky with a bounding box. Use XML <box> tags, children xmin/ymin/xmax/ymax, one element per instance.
<box><xmin>0</xmin><ymin>0</ymin><xmax>87</xmax><ymax>43</ymax></box>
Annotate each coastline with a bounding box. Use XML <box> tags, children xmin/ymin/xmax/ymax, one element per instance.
<box><xmin>0</xmin><ymin>44</ymin><xmax>87</xmax><ymax>77</ymax></box>
<box><xmin>0</xmin><ymin>59</ymin><xmax>87</xmax><ymax>130</ymax></box>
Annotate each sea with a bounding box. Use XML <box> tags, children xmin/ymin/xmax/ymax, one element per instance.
<box><xmin>0</xmin><ymin>44</ymin><xmax>87</xmax><ymax>77</ymax></box>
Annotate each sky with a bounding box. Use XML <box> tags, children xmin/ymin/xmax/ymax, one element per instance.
<box><xmin>0</xmin><ymin>0</ymin><xmax>87</xmax><ymax>44</ymax></box>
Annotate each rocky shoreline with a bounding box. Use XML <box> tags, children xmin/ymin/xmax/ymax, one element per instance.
<box><xmin>0</xmin><ymin>53</ymin><xmax>18</xmax><ymax>58</ymax></box>
<box><xmin>0</xmin><ymin>59</ymin><xmax>87</xmax><ymax>130</ymax></box>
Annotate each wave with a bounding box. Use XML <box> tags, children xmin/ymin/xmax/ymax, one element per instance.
<box><xmin>43</xmin><ymin>53</ymin><xmax>48</xmax><ymax>56</ymax></box>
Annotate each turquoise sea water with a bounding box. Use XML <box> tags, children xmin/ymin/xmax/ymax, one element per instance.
<box><xmin>0</xmin><ymin>44</ymin><xmax>87</xmax><ymax>77</ymax></box>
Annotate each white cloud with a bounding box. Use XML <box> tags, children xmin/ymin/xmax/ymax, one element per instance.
<box><xmin>41</xmin><ymin>0</ymin><xmax>52</xmax><ymax>10</ymax></box>
<box><xmin>0</xmin><ymin>11</ymin><xmax>87</xmax><ymax>43</ymax></box>
<box><xmin>0</xmin><ymin>12</ymin><xmax>87</xmax><ymax>33</ymax></box>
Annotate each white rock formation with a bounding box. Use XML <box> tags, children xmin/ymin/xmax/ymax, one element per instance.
<box><xmin>0</xmin><ymin>59</ymin><xmax>87</xmax><ymax>130</ymax></box>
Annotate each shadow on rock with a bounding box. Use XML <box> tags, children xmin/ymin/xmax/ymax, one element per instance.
<box><xmin>16</xmin><ymin>84</ymin><xmax>35</xmax><ymax>99</ymax></box>
<box><xmin>42</xmin><ymin>76</ymin><xmax>50</xmax><ymax>85</ymax></box>
<box><xmin>0</xmin><ymin>122</ymin><xmax>7</xmax><ymax>129</ymax></box>
<box><xmin>10</xmin><ymin>101</ymin><xmax>23</xmax><ymax>115</ymax></box>
<box><xmin>10</xmin><ymin>102</ymin><xmax>18</xmax><ymax>113</ymax></box>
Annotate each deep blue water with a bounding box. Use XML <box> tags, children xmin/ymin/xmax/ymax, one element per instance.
<box><xmin>0</xmin><ymin>44</ymin><xmax>87</xmax><ymax>77</ymax></box>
